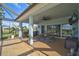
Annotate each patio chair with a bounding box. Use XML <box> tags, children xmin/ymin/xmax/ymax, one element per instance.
<box><xmin>65</xmin><ymin>36</ymin><xmax>78</xmax><ymax>56</ymax></box>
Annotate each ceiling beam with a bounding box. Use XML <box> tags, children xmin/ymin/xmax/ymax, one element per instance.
<box><xmin>3</xmin><ymin>18</ymin><xmax>28</xmax><ymax>23</ymax></box>
<box><xmin>1</xmin><ymin>4</ymin><xmax>18</xmax><ymax>16</ymax></box>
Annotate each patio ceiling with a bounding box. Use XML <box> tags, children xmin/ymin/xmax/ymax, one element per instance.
<box><xmin>16</xmin><ymin>3</ymin><xmax>78</xmax><ymax>24</ymax></box>
<box><xmin>33</xmin><ymin>3</ymin><xmax>78</xmax><ymax>24</ymax></box>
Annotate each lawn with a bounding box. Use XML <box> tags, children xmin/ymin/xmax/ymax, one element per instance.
<box><xmin>2</xmin><ymin>27</ymin><xmax>29</xmax><ymax>40</ymax></box>
<box><xmin>2</xmin><ymin>28</ymin><xmax>19</xmax><ymax>40</ymax></box>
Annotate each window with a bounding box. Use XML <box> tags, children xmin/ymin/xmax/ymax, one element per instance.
<box><xmin>62</xmin><ymin>24</ymin><xmax>73</xmax><ymax>37</ymax></box>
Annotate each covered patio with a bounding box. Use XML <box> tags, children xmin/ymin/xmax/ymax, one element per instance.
<box><xmin>0</xmin><ymin>37</ymin><xmax>69</xmax><ymax>56</ymax></box>
<box><xmin>0</xmin><ymin>3</ymin><xmax>79</xmax><ymax>56</ymax></box>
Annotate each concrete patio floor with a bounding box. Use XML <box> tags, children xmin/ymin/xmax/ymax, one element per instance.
<box><xmin>0</xmin><ymin>38</ymin><xmax>70</xmax><ymax>56</ymax></box>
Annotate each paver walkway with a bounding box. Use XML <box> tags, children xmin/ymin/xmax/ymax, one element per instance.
<box><xmin>0</xmin><ymin>38</ymin><xmax>69</xmax><ymax>56</ymax></box>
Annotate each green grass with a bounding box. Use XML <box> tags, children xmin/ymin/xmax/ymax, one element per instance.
<box><xmin>2</xmin><ymin>29</ymin><xmax>10</xmax><ymax>40</ymax></box>
<box><xmin>2</xmin><ymin>28</ymin><xmax>29</xmax><ymax>40</ymax></box>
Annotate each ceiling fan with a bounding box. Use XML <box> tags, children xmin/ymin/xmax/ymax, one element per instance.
<box><xmin>41</xmin><ymin>16</ymin><xmax>51</xmax><ymax>20</ymax></box>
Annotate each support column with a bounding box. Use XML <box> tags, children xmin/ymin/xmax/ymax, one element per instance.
<box><xmin>56</xmin><ymin>25</ymin><xmax>60</xmax><ymax>37</ymax></box>
<box><xmin>0</xmin><ymin>19</ymin><xmax>2</xmax><ymax>40</ymax></box>
<box><xmin>29</xmin><ymin>16</ymin><xmax>33</xmax><ymax>45</ymax></box>
<box><xmin>38</xmin><ymin>25</ymin><xmax>42</xmax><ymax>35</ymax></box>
<box><xmin>41</xmin><ymin>25</ymin><xmax>44</xmax><ymax>34</ymax></box>
<box><xmin>0</xmin><ymin>6</ymin><xmax>3</xmax><ymax>40</ymax></box>
<box><xmin>19</xmin><ymin>22</ymin><xmax>23</xmax><ymax>39</ymax></box>
<box><xmin>44</xmin><ymin>25</ymin><xmax>47</xmax><ymax>33</ymax></box>
<box><xmin>60</xmin><ymin>24</ymin><xmax>62</xmax><ymax>37</ymax></box>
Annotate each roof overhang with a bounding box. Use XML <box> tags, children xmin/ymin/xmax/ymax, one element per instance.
<box><xmin>16</xmin><ymin>3</ymin><xmax>60</xmax><ymax>21</ymax></box>
<box><xmin>16</xmin><ymin>3</ymin><xmax>37</xmax><ymax>21</ymax></box>
<box><xmin>16</xmin><ymin>3</ymin><xmax>78</xmax><ymax>24</ymax></box>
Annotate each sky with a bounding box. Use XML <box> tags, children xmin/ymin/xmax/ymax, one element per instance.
<box><xmin>2</xmin><ymin>3</ymin><xmax>30</xmax><ymax>27</ymax></box>
<box><xmin>4</xmin><ymin>3</ymin><xmax>30</xmax><ymax>19</ymax></box>
<box><xmin>62</xmin><ymin>24</ymin><xmax>72</xmax><ymax>29</ymax></box>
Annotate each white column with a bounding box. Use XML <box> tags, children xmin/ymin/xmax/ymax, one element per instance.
<box><xmin>19</xmin><ymin>22</ymin><xmax>23</xmax><ymax>39</ymax></box>
<box><xmin>60</xmin><ymin>24</ymin><xmax>62</xmax><ymax>37</ymax></box>
<box><xmin>38</xmin><ymin>25</ymin><xmax>42</xmax><ymax>35</ymax></box>
<box><xmin>29</xmin><ymin>16</ymin><xmax>33</xmax><ymax>45</ymax></box>
<box><xmin>0</xmin><ymin>19</ymin><xmax>2</xmax><ymax>40</ymax></box>
<box><xmin>44</xmin><ymin>25</ymin><xmax>47</xmax><ymax>33</ymax></box>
